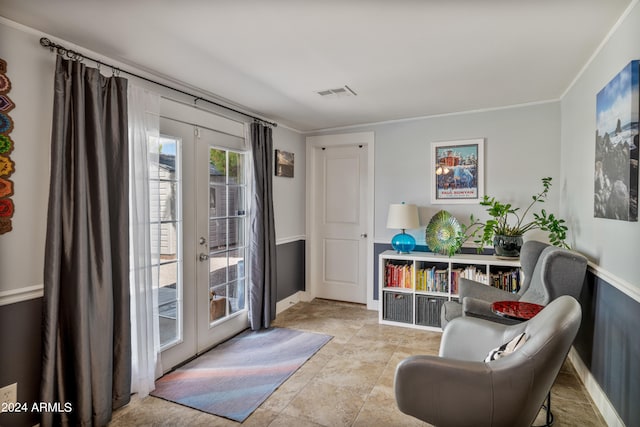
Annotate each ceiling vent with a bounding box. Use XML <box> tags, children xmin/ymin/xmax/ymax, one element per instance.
<box><xmin>316</xmin><ymin>85</ymin><xmax>357</xmax><ymax>98</ymax></box>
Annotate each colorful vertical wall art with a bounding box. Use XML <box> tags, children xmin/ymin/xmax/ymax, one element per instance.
<box><xmin>595</xmin><ymin>60</ymin><xmax>639</xmax><ymax>222</ymax></box>
<box><xmin>0</xmin><ymin>58</ymin><xmax>15</xmax><ymax>234</ymax></box>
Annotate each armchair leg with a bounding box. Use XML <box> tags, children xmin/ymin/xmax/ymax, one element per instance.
<box><xmin>534</xmin><ymin>392</ymin><xmax>554</xmax><ymax>427</ymax></box>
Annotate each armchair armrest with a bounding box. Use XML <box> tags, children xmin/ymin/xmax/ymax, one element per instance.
<box><xmin>458</xmin><ymin>277</ymin><xmax>520</xmax><ymax>302</ymax></box>
<box><xmin>395</xmin><ymin>355</ymin><xmax>493</xmax><ymax>426</ymax></box>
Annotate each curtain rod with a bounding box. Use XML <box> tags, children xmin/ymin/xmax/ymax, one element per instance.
<box><xmin>39</xmin><ymin>37</ymin><xmax>277</xmax><ymax>128</ymax></box>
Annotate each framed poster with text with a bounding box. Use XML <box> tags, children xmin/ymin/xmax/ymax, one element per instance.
<box><xmin>431</xmin><ymin>138</ymin><xmax>484</xmax><ymax>204</ymax></box>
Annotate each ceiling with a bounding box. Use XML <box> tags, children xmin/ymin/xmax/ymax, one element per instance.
<box><xmin>0</xmin><ymin>0</ymin><xmax>633</xmax><ymax>132</ymax></box>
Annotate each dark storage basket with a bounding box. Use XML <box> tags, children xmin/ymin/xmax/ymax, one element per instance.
<box><xmin>383</xmin><ymin>291</ymin><xmax>413</xmax><ymax>323</ymax></box>
<box><xmin>416</xmin><ymin>295</ymin><xmax>447</xmax><ymax>327</ymax></box>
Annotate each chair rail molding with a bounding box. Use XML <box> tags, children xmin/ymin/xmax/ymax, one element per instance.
<box><xmin>588</xmin><ymin>261</ymin><xmax>640</xmax><ymax>304</ymax></box>
<box><xmin>0</xmin><ymin>284</ymin><xmax>44</xmax><ymax>306</ymax></box>
<box><xmin>276</xmin><ymin>235</ymin><xmax>306</xmax><ymax>246</ymax></box>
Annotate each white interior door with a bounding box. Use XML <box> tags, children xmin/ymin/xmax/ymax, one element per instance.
<box><xmin>157</xmin><ymin>117</ymin><xmax>248</xmax><ymax>371</ymax></box>
<box><xmin>315</xmin><ymin>145</ymin><xmax>368</xmax><ymax>303</ymax></box>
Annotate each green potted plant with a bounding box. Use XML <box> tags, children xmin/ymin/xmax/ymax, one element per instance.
<box><xmin>461</xmin><ymin>177</ymin><xmax>570</xmax><ymax>257</ymax></box>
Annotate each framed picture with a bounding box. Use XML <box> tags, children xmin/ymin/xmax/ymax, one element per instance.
<box><xmin>594</xmin><ymin>60</ymin><xmax>639</xmax><ymax>222</ymax></box>
<box><xmin>430</xmin><ymin>138</ymin><xmax>484</xmax><ymax>204</ymax></box>
<box><xmin>275</xmin><ymin>149</ymin><xmax>294</xmax><ymax>178</ymax></box>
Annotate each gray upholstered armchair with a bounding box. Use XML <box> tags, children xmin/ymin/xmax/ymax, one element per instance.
<box><xmin>441</xmin><ymin>240</ymin><xmax>587</xmax><ymax>328</ymax></box>
<box><xmin>395</xmin><ymin>296</ymin><xmax>582</xmax><ymax>427</ymax></box>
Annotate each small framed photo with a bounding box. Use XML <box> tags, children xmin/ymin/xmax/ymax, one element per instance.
<box><xmin>275</xmin><ymin>149</ymin><xmax>294</xmax><ymax>178</ymax></box>
<box><xmin>431</xmin><ymin>138</ymin><xmax>484</xmax><ymax>204</ymax></box>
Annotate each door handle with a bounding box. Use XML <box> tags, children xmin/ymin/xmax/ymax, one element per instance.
<box><xmin>360</xmin><ymin>233</ymin><xmax>368</xmax><ymax>238</ymax></box>
<box><xmin>199</xmin><ymin>253</ymin><xmax>209</xmax><ymax>262</ymax></box>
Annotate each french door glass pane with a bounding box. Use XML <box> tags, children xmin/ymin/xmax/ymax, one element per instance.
<box><xmin>228</xmin><ymin>248</ymin><xmax>245</xmax><ymax>281</ymax></box>
<box><xmin>208</xmin><ymin>251</ymin><xmax>227</xmax><ymax>287</ymax></box>
<box><xmin>150</xmin><ymin>136</ymin><xmax>182</xmax><ymax>349</ymax></box>
<box><xmin>207</xmin><ymin>148</ymin><xmax>247</xmax><ymax>324</ymax></box>
<box><xmin>209</xmin><ymin>184</ymin><xmax>226</xmax><ymax>218</ymax></box>
<box><xmin>229</xmin><ymin>280</ymin><xmax>245</xmax><ymax>314</ymax></box>
<box><xmin>228</xmin><ymin>218</ymin><xmax>245</xmax><ymax>251</ymax></box>
<box><xmin>228</xmin><ymin>151</ymin><xmax>245</xmax><ymax>185</ymax></box>
<box><xmin>209</xmin><ymin>219</ymin><xmax>227</xmax><ymax>252</ymax></box>
<box><xmin>160</xmin><ymin>183</ymin><xmax>179</xmax><ymax>222</ymax></box>
<box><xmin>229</xmin><ymin>185</ymin><xmax>246</xmax><ymax>217</ymax></box>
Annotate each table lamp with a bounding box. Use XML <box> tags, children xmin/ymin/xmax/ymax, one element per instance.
<box><xmin>386</xmin><ymin>202</ymin><xmax>419</xmax><ymax>253</ymax></box>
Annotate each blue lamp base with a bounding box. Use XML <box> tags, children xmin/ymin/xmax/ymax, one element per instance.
<box><xmin>391</xmin><ymin>231</ymin><xmax>416</xmax><ymax>253</ymax></box>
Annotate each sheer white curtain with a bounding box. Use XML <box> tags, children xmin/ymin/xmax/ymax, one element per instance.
<box><xmin>128</xmin><ymin>84</ymin><xmax>162</xmax><ymax>397</ymax></box>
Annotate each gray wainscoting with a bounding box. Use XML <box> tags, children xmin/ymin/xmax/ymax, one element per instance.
<box><xmin>0</xmin><ymin>297</ymin><xmax>42</xmax><ymax>427</ymax></box>
<box><xmin>575</xmin><ymin>271</ymin><xmax>640</xmax><ymax>427</ymax></box>
<box><xmin>276</xmin><ymin>239</ymin><xmax>305</xmax><ymax>301</ymax></box>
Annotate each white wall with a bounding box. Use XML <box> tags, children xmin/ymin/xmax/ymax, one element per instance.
<box><xmin>0</xmin><ymin>20</ymin><xmax>54</xmax><ymax>297</ymax></box>
<box><xmin>560</xmin><ymin>1</ymin><xmax>640</xmax><ymax>291</ymax></box>
<box><xmin>272</xmin><ymin>126</ymin><xmax>306</xmax><ymax>243</ymax></box>
<box><xmin>311</xmin><ymin>101</ymin><xmax>562</xmax><ymax>248</ymax></box>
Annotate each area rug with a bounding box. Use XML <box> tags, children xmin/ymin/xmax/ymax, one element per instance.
<box><xmin>151</xmin><ymin>327</ymin><xmax>332</xmax><ymax>422</ymax></box>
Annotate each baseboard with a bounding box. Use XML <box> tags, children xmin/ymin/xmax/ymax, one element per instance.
<box><xmin>276</xmin><ymin>291</ymin><xmax>306</xmax><ymax>314</ymax></box>
<box><xmin>568</xmin><ymin>347</ymin><xmax>624</xmax><ymax>427</ymax></box>
<box><xmin>0</xmin><ymin>284</ymin><xmax>44</xmax><ymax>306</ymax></box>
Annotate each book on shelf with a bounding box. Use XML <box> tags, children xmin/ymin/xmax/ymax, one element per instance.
<box><xmin>383</xmin><ymin>257</ymin><xmax>522</xmax><ymax>295</ymax></box>
<box><xmin>451</xmin><ymin>266</ymin><xmax>488</xmax><ymax>294</ymax></box>
<box><xmin>447</xmin><ymin>266</ymin><xmax>521</xmax><ymax>294</ymax></box>
<box><xmin>384</xmin><ymin>262</ymin><xmax>413</xmax><ymax>289</ymax></box>
<box><xmin>489</xmin><ymin>269</ymin><xmax>522</xmax><ymax>293</ymax></box>
<box><xmin>415</xmin><ymin>266</ymin><xmax>448</xmax><ymax>293</ymax></box>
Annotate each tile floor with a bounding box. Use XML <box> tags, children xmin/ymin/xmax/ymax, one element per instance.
<box><xmin>110</xmin><ymin>299</ymin><xmax>606</xmax><ymax>426</ymax></box>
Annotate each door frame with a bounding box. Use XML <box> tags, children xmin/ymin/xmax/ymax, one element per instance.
<box><xmin>305</xmin><ymin>132</ymin><xmax>376</xmax><ymax>310</ymax></box>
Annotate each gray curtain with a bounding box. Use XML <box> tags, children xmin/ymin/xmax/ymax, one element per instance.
<box><xmin>248</xmin><ymin>122</ymin><xmax>277</xmax><ymax>330</ymax></box>
<box><xmin>41</xmin><ymin>56</ymin><xmax>131</xmax><ymax>426</ymax></box>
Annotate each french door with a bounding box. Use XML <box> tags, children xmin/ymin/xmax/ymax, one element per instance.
<box><xmin>194</xmin><ymin>126</ymin><xmax>249</xmax><ymax>352</ymax></box>
<box><xmin>155</xmin><ymin>117</ymin><xmax>249</xmax><ymax>371</ymax></box>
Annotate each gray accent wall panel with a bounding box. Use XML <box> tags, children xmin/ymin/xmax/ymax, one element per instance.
<box><xmin>0</xmin><ymin>298</ymin><xmax>42</xmax><ymax>427</ymax></box>
<box><xmin>276</xmin><ymin>239</ymin><xmax>305</xmax><ymax>301</ymax></box>
<box><xmin>575</xmin><ymin>271</ymin><xmax>640</xmax><ymax>427</ymax></box>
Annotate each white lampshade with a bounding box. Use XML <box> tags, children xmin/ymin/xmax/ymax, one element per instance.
<box><xmin>386</xmin><ymin>203</ymin><xmax>419</xmax><ymax>230</ymax></box>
